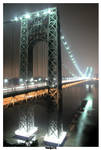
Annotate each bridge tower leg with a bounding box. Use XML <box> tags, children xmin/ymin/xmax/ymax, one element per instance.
<box><xmin>44</xmin><ymin>8</ymin><xmax>66</xmax><ymax>146</ymax></box>
<box><xmin>20</xmin><ymin>18</ymin><xmax>28</xmax><ymax>80</ymax></box>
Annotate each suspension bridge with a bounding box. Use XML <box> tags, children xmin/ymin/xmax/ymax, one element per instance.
<box><xmin>3</xmin><ymin>7</ymin><xmax>96</xmax><ymax>146</ymax></box>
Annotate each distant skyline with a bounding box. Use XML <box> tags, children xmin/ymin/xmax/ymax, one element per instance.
<box><xmin>3</xmin><ymin>3</ymin><xmax>98</xmax><ymax>78</ymax></box>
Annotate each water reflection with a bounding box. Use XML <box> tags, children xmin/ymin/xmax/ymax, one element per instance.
<box><xmin>3</xmin><ymin>81</ymin><xmax>98</xmax><ymax>146</ymax></box>
<box><xmin>76</xmin><ymin>84</ymin><xmax>93</xmax><ymax>146</ymax></box>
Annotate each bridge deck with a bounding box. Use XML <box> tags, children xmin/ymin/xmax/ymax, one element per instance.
<box><xmin>3</xmin><ymin>79</ymin><xmax>97</xmax><ymax>107</ymax></box>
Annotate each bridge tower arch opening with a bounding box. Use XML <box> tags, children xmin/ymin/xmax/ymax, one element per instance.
<box><xmin>28</xmin><ymin>40</ymin><xmax>48</xmax><ymax>79</ymax></box>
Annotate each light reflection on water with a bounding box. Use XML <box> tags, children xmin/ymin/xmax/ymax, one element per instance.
<box><xmin>3</xmin><ymin>81</ymin><xmax>98</xmax><ymax>145</ymax></box>
<box><xmin>75</xmin><ymin>88</ymin><xmax>93</xmax><ymax>146</ymax></box>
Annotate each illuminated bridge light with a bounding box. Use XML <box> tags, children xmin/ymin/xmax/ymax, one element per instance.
<box><xmin>25</xmin><ymin>13</ymin><xmax>31</xmax><ymax>19</ymax></box>
<box><xmin>61</xmin><ymin>34</ymin><xmax>84</xmax><ymax>77</ymax></box>
<box><xmin>48</xmin><ymin>9</ymin><xmax>51</xmax><ymax>14</ymax></box>
<box><xmin>64</xmin><ymin>41</ymin><xmax>67</xmax><ymax>45</ymax></box>
<box><xmin>66</xmin><ymin>47</ymin><xmax>69</xmax><ymax>50</ymax></box>
<box><xmin>36</xmin><ymin>12</ymin><xmax>40</xmax><ymax>17</ymax></box>
<box><xmin>69</xmin><ymin>54</ymin><xmax>73</xmax><ymax>58</ymax></box>
<box><xmin>73</xmin><ymin>60</ymin><xmax>76</xmax><ymax>64</ymax></box>
<box><xmin>4</xmin><ymin>80</ymin><xmax>90</xmax><ymax>107</ymax></box>
<box><xmin>14</xmin><ymin>16</ymin><xmax>19</xmax><ymax>21</ymax></box>
<box><xmin>38</xmin><ymin>78</ymin><xmax>42</xmax><ymax>81</ymax></box>
<box><xmin>30</xmin><ymin>78</ymin><xmax>33</xmax><ymax>82</ymax></box>
<box><xmin>20</xmin><ymin>17</ymin><xmax>22</xmax><ymax>20</ymax></box>
<box><xmin>4</xmin><ymin>79</ymin><xmax>8</xmax><ymax>83</ymax></box>
<box><xmin>71</xmin><ymin>57</ymin><xmax>75</xmax><ymax>61</ymax></box>
<box><xmin>19</xmin><ymin>78</ymin><xmax>23</xmax><ymax>82</ymax></box>
<box><xmin>68</xmin><ymin>51</ymin><xmax>71</xmax><ymax>54</ymax></box>
<box><xmin>61</xmin><ymin>36</ymin><xmax>64</xmax><ymax>40</ymax></box>
<box><xmin>43</xmin><ymin>8</ymin><xmax>51</xmax><ymax>15</ymax></box>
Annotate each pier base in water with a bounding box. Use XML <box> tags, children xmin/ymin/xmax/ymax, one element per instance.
<box><xmin>14</xmin><ymin>127</ymin><xmax>38</xmax><ymax>145</ymax></box>
<box><xmin>44</xmin><ymin>131</ymin><xmax>67</xmax><ymax>146</ymax></box>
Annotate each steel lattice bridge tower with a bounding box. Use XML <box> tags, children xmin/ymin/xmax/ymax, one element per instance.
<box><xmin>20</xmin><ymin>7</ymin><xmax>66</xmax><ymax>145</ymax></box>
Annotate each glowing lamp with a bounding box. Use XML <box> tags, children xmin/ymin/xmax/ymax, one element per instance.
<box><xmin>36</xmin><ymin>12</ymin><xmax>40</xmax><ymax>17</ymax></box>
<box><xmin>61</xmin><ymin>36</ymin><xmax>64</xmax><ymax>40</ymax></box>
<box><xmin>64</xmin><ymin>42</ymin><xmax>67</xmax><ymax>45</ymax></box>
<box><xmin>20</xmin><ymin>17</ymin><xmax>22</xmax><ymax>20</ymax></box>
<box><xmin>19</xmin><ymin>78</ymin><xmax>23</xmax><ymax>82</ymax></box>
<box><xmin>14</xmin><ymin>17</ymin><xmax>18</xmax><ymax>21</ymax></box>
<box><xmin>66</xmin><ymin>47</ymin><xmax>69</xmax><ymax>50</ymax></box>
<box><xmin>38</xmin><ymin>78</ymin><xmax>42</xmax><ymax>81</ymax></box>
<box><xmin>25</xmin><ymin>13</ymin><xmax>30</xmax><ymax>19</ymax></box>
<box><xmin>70</xmin><ymin>54</ymin><xmax>73</xmax><ymax>58</ymax></box>
<box><xmin>30</xmin><ymin>78</ymin><xmax>34</xmax><ymax>82</ymax></box>
<box><xmin>48</xmin><ymin>9</ymin><xmax>51</xmax><ymax>14</ymax></box>
<box><xmin>4</xmin><ymin>79</ymin><xmax>8</xmax><ymax>83</ymax></box>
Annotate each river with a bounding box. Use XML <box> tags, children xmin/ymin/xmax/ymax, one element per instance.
<box><xmin>3</xmin><ymin>80</ymin><xmax>98</xmax><ymax>146</ymax></box>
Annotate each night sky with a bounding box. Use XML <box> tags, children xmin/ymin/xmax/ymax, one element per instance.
<box><xmin>3</xmin><ymin>3</ymin><xmax>98</xmax><ymax>78</ymax></box>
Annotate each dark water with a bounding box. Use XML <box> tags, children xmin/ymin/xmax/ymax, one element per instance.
<box><xmin>3</xmin><ymin>80</ymin><xmax>98</xmax><ymax>146</ymax></box>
